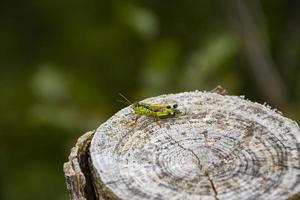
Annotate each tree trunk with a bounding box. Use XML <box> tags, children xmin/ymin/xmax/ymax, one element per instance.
<box><xmin>64</xmin><ymin>90</ymin><xmax>300</xmax><ymax>200</ymax></box>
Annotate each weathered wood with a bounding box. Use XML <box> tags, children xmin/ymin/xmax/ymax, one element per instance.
<box><xmin>64</xmin><ymin>131</ymin><xmax>98</xmax><ymax>200</ymax></box>
<box><xmin>88</xmin><ymin>91</ymin><xmax>300</xmax><ymax>200</ymax></box>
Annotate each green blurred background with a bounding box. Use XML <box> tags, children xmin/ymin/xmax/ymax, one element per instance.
<box><xmin>1</xmin><ymin>0</ymin><xmax>300</xmax><ymax>199</ymax></box>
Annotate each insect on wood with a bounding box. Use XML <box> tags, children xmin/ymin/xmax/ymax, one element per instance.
<box><xmin>118</xmin><ymin>93</ymin><xmax>181</xmax><ymax>125</ymax></box>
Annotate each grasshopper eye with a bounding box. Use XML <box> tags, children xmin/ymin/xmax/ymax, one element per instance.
<box><xmin>166</xmin><ymin>105</ymin><xmax>171</xmax><ymax>109</ymax></box>
<box><xmin>173</xmin><ymin>104</ymin><xmax>178</xmax><ymax>109</ymax></box>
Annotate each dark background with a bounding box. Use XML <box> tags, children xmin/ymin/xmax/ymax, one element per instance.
<box><xmin>0</xmin><ymin>0</ymin><xmax>300</xmax><ymax>199</ymax></box>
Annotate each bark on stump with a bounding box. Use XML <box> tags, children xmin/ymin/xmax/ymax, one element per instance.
<box><xmin>64</xmin><ymin>91</ymin><xmax>300</xmax><ymax>200</ymax></box>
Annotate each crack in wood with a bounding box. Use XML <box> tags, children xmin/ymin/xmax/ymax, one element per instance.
<box><xmin>206</xmin><ymin>172</ymin><xmax>219</xmax><ymax>200</ymax></box>
<box><xmin>166</xmin><ymin>133</ymin><xmax>219</xmax><ymax>200</ymax></box>
<box><xmin>64</xmin><ymin>131</ymin><xmax>98</xmax><ymax>200</ymax></box>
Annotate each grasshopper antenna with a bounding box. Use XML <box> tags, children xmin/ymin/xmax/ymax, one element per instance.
<box><xmin>118</xmin><ymin>93</ymin><xmax>133</xmax><ymax>105</ymax></box>
<box><xmin>117</xmin><ymin>99</ymin><xmax>130</xmax><ymax>105</ymax></box>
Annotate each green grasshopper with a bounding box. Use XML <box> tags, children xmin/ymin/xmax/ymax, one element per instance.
<box><xmin>118</xmin><ymin>93</ymin><xmax>181</xmax><ymax>126</ymax></box>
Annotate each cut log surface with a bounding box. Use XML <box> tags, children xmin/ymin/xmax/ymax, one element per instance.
<box><xmin>89</xmin><ymin>91</ymin><xmax>300</xmax><ymax>200</ymax></box>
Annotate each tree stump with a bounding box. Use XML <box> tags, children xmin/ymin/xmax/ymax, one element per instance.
<box><xmin>64</xmin><ymin>91</ymin><xmax>300</xmax><ymax>200</ymax></box>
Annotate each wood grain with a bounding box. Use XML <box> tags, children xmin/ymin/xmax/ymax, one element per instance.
<box><xmin>88</xmin><ymin>91</ymin><xmax>300</xmax><ymax>200</ymax></box>
<box><xmin>64</xmin><ymin>131</ymin><xmax>98</xmax><ymax>200</ymax></box>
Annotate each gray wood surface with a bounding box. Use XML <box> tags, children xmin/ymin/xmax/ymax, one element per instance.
<box><xmin>69</xmin><ymin>91</ymin><xmax>300</xmax><ymax>200</ymax></box>
<box><xmin>64</xmin><ymin>131</ymin><xmax>98</xmax><ymax>200</ymax></box>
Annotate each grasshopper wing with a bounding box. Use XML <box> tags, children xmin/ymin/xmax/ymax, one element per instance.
<box><xmin>146</xmin><ymin>104</ymin><xmax>167</xmax><ymax>112</ymax></box>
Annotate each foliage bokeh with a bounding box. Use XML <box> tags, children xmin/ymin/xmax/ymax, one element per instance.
<box><xmin>1</xmin><ymin>0</ymin><xmax>300</xmax><ymax>199</ymax></box>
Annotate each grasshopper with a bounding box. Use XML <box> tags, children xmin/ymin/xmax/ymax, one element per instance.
<box><xmin>118</xmin><ymin>93</ymin><xmax>181</xmax><ymax>126</ymax></box>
